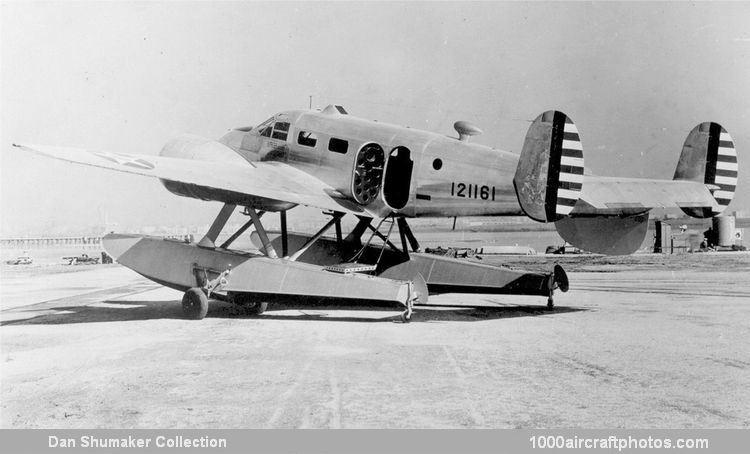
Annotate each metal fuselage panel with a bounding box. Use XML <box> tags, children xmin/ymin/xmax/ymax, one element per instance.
<box><xmin>224</xmin><ymin>110</ymin><xmax>524</xmax><ymax>218</ymax></box>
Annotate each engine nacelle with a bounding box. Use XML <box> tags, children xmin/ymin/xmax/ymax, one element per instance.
<box><xmin>159</xmin><ymin>134</ymin><xmax>247</xmax><ymax>163</ymax></box>
<box><xmin>158</xmin><ymin>134</ymin><xmax>294</xmax><ymax>211</ymax></box>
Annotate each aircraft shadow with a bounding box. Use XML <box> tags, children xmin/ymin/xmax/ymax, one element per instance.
<box><xmin>1</xmin><ymin>298</ymin><xmax>586</xmax><ymax>326</ymax></box>
<box><xmin>0</xmin><ymin>300</ymin><xmax>185</xmax><ymax>326</ymax></box>
<box><xmin>256</xmin><ymin>305</ymin><xmax>585</xmax><ymax>323</ymax></box>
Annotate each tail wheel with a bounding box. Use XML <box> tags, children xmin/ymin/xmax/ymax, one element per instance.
<box><xmin>182</xmin><ymin>287</ymin><xmax>208</xmax><ymax>320</ymax></box>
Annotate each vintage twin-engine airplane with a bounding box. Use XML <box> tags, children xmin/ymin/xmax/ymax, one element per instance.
<box><xmin>14</xmin><ymin>105</ymin><xmax>738</xmax><ymax>321</ymax></box>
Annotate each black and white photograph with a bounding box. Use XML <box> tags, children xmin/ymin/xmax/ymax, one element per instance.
<box><xmin>1</xmin><ymin>0</ymin><xmax>749</xmax><ymax>451</ymax></box>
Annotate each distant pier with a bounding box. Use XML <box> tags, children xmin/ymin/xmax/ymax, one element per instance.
<box><xmin>0</xmin><ymin>237</ymin><xmax>102</xmax><ymax>248</ymax></box>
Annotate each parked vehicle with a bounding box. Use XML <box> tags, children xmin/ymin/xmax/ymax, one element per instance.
<box><xmin>5</xmin><ymin>254</ymin><xmax>33</xmax><ymax>265</ymax></box>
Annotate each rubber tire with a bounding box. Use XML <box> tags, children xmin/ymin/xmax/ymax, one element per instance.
<box><xmin>228</xmin><ymin>292</ymin><xmax>268</xmax><ymax>316</ymax></box>
<box><xmin>248</xmin><ymin>302</ymin><xmax>268</xmax><ymax>316</ymax></box>
<box><xmin>182</xmin><ymin>287</ymin><xmax>208</xmax><ymax>320</ymax></box>
<box><xmin>554</xmin><ymin>264</ymin><xmax>569</xmax><ymax>293</ymax></box>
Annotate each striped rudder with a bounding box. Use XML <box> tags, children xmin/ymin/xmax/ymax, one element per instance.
<box><xmin>514</xmin><ymin>110</ymin><xmax>585</xmax><ymax>222</ymax></box>
<box><xmin>674</xmin><ymin>122</ymin><xmax>738</xmax><ymax>218</ymax></box>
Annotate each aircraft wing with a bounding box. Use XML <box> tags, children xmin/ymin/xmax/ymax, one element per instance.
<box><xmin>572</xmin><ymin>175</ymin><xmax>720</xmax><ymax>215</ymax></box>
<box><xmin>13</xmin><ymin>143</ymin><xmax>375</xmax><ymax>216</ymax></box>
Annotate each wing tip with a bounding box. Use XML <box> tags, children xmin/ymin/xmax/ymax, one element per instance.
<box><xmin>11</xmin><ymin>143</ymin><xmax>43</xmax><ymax>154</ymax></box>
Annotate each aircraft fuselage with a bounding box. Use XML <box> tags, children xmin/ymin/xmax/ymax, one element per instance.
<box><xmin>209</xmin><ymin>106</ymin><xmax>523</xmax><ymax>218</ymax></box>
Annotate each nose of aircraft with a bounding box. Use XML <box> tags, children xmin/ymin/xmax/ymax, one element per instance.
<box><xmin>101</xmin><ymin>233</ymin><xmax>143</xmax><ymax>262</ymax></box>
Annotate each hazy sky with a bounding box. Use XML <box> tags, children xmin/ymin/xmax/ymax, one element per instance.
<box><xmin>2</xmin><ymin>1</ymin><xmax>749</xmax><ymax>236</ymax></box>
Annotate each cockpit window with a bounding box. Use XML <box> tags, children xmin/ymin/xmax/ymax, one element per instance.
<box><xmin>256</xmin><ymin>117</ymin><xmax>274</xmax><ymax>137</ymax></box>
<box><xmin>297</xmin><ymin>131</ymin><xmax>318</xmax><ymax>147</ymax></box>
<box><xmin>272</xmin><ymin>122</ymin><xmax>290</xmax><ymax>140</ymax></box>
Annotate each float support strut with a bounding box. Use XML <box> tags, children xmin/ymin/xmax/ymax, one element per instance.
<box><xmin>198</xmin><ymin>203</ymin><xmax>236</xmax><ymax>248</ymax></box>
<box><xmin>248</xmin><ymin>208</ymin><xmax>278</xmax><ymax>259</ymax></box>
<box><xmin>289</xmin><ymin>212</ymin><xmax>344</xmax><ymax>261</ymax></box>
<box><xmin>220</xmin><ymin>218</ymin><xmax>254</xmax><ymax>249</ymax></box>
<box><xmin>280</xmin><ymin>211</ymin><xmax>288</xmax><ymax>257</ymax></box>
<box><xmin>397</xmin><ymin>217</ymin><xmax>420</xmax><ymax>252</ymax></box>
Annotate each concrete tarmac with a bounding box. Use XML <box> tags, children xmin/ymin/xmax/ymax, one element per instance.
<box><xmin>1</xmin><ymin>254</ymin><xmax>749</xmax><ymax>428</ymax></box>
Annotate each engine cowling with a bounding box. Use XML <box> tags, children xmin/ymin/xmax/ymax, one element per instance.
<box><xmin>158</xmin><ymin>134</ymin><xmax>294</xmax><ymax>211</ymax></box>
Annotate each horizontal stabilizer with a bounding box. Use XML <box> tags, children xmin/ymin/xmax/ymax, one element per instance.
<box><xmin>555</xmin><ymin>213</ymin><xmax>649</xmax><ymax>255</ymax></box>
<box><xmin>569</xmin><ymin>176</ymin><xmax>720</xmax><ymax>215</ymax></box>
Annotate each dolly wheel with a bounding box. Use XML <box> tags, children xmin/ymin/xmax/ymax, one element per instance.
<box><xmin>248</xmin><ymin>302</ymin><xmax>269</xmax><ymax>316</ymax></box>
<box><xmin>229</xmin><ymin>292</ymin><xmax>268</xmax><ymax>316</ymax></box>
<box><xmin>400</xmin><ymin>302</ymin><xmax>414</xmax><ymax>323</ymax></box>
<box><xmin>554</xmin><ymin>264</ymin><xmax>569</xmax><ymax>293</ymax></box>
<box><xmin>182</xmin><ymin>287</ymin><xmax>209</xmax><ymax>320</ymax></box>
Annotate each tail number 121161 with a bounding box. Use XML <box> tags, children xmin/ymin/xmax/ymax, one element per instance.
<box><xmin>451</xmin><ymin>182</ymin><xmax>496</xmax><ymax>201</ymax></box>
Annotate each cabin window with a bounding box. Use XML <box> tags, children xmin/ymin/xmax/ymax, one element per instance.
<box><xmin>328</xmin><ymin>137</ymin><xmax>349</xmax><ymax>154</ymax></box>
<box><xmin>297</xmin><ymin>131</ymin><xmax>318</xmax><ymax>147</ymax></box>
<box><xmin>271</xmin><ymin>122</ymin><xmax>290</xmax><ymax>141</ymax></box>
<box><xmin>432</xmin><ymin>158</ymin><xmax>443</xmax><ymax>170</ymax></box>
